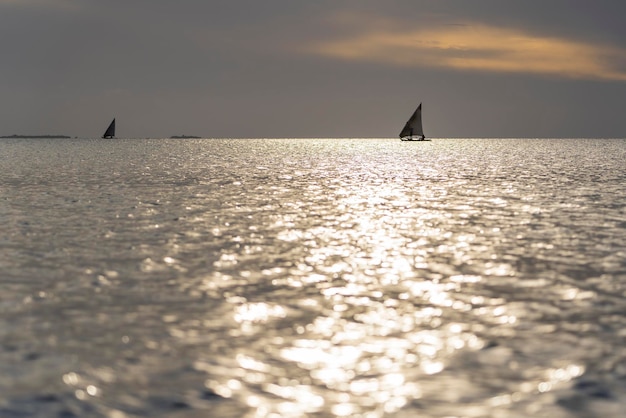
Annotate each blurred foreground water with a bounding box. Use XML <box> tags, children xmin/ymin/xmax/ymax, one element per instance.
<box><xmin>1</xmin><ymin>137</ymin><xmax>625</xmax><ymax>417</ymax></box>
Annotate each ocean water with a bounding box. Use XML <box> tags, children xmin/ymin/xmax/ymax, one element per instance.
<box><xmin>0</xmin><ymin>137</ymin><xmax>625</xmax><ymax>418</ymax></box>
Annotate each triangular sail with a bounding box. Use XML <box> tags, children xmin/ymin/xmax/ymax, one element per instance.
<box><xmin>399</xmin><ymin>103</ymin><xmax>424</xmax><ymax>139</ymax></box>
<box><xmin>102</xmin><ymin>118</ymin><xmax>115</xmax><ymax>138</ymax></box>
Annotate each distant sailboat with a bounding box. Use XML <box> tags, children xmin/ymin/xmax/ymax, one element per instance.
<box><xmin>102</xmin><ymin>118</ymin><xmax>115</xmax><ymax>139</ymax></box>
<box><xmin>399</xmin><ymin>103</ymin><xmax>429</xmax><ymax>141</ymax></box>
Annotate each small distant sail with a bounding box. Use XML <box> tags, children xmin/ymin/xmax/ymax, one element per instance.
<box><xmin>399</xmin><ymin>103</ymin><xmax>425</xmax><ymax>140</ymax></box>
<box><xmin>102</xmin><ymin>118</ymin><xmax>115</xmax><ymax>139</ymax></box>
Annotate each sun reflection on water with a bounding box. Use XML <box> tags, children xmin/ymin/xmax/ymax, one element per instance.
<box><xmin>4</xmin><ymin>138</ymin><xmax>625</xmax><ymax>417</ymax></box>
<box><xmin>191</xmin><ymin>176</ymin><xmax>513</xmax><ymax>417</ymax></box>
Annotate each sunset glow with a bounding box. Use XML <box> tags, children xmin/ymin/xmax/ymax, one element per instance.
<box><xmin>310</xmin><ymin>23</ymin><xmax>626</xmax><ymax>81</ymax></box>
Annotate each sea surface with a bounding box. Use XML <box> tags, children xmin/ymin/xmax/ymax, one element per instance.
<box><xmin>0</xmin><ymin>137</ymin><xmax>625</xmax><ymax>418</ymax></box>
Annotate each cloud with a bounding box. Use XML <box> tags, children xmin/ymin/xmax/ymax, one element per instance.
<box><xmin>308</xmin><ymin>22</ymin><xmax>626</xmax><ymax>81</ymax></box>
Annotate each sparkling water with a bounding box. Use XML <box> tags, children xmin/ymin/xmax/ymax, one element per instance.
<box><xmin>1</xmin><ymin>137</ymin><xmax>625</xmax><ymax>417</ymax></box>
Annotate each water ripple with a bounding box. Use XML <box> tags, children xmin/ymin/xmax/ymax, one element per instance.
<box><xmin>0</xmin><ymin>138</ymin><xmax>625</xmax><ymax>417</ymax></box>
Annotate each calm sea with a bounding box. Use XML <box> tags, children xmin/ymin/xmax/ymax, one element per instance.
<box><xmin>1</xmin><ymin>137</ymin><xmax>625</xmax><ymax>417</ymax></box>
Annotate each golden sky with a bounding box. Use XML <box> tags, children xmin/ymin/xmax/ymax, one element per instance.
<box><xmin>309</xmin><ymin>23</ymin><xmax>626</xmax><ymax>81</ymax></box>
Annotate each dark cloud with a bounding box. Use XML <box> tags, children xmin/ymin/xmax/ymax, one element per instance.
<box><xmin>1</xmin><ymin>1</ymin><xmax>626</xmax><ymax>137</ymax></box>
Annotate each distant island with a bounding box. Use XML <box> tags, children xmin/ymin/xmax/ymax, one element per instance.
<box><xmin>170</xmin><ymin>135</ymin><xmax>201</xmax><ymax>139</ymax></box>
<box><xmin>1</xmin><ymin>134</ymin><xmax>71</xmax><ymax>139</ymax></box>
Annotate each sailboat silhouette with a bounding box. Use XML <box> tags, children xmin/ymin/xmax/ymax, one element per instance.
<box><xmin>399</xmin><ymin>104</ymin><xmax>429</xmax><ymax>141</ymax></box>
<box><xmin>102</xmin><ymin>118</ymin><xmax>115</xmax><ymax>139</ymax></box>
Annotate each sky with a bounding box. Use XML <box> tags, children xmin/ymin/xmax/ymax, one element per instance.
<box><xmin>2</xmin><ymin>0</ymin><xmax>626</xmax><ymax>138</ymax></box>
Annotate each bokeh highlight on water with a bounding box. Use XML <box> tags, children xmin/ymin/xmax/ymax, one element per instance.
<box><xmin>1</xmin><ymin>137</ymin><xmax>625</xmax><ymax>417</ymax></box>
